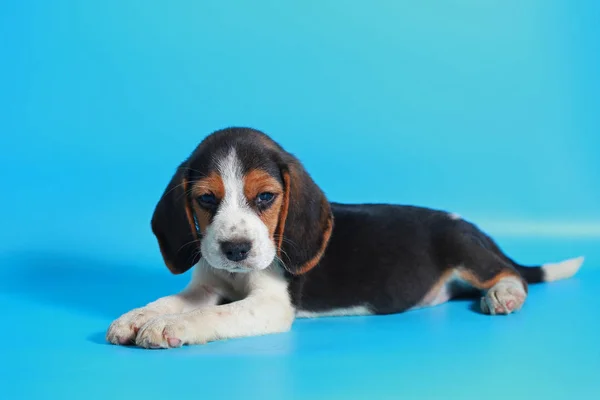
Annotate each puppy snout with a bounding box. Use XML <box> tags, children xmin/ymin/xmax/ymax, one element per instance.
<box><xmin>220</xmin><ymin>240</ymin><xmax>252</xmax><ymax>262</ymax></box>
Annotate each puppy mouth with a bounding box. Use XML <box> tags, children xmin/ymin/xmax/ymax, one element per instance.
<box><xmin>226</xmin><ymin>266</ymin><xmax>253</xmax><ymax>273</ymax></box>
<box><xmin>212</xmin><ymin>258</ymin><xmax>254</xmax><ymax>273</ymax></box>
<box><xmin>214</xmin><ymin>256</ymin><xmax>273</xmax><ymax>273</ymax></box>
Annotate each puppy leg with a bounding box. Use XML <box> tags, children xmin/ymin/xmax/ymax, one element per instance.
<box><xmin>136</xmin><ymin>270</ymin><xmax>294</xmax><ymax>348</ymax></box>
<box><xmin>107</xmin><ymin>268</ymin><xmax>222</xmax><ymax>345</ymax></box>
<box><xmin>135</xmin><ymin>292</ymin><xmax>295</xmax><ymax>348</ymax></box>
<box><xmin>458</xmin><ymin>260</ymin><xmax>527</xmax><ymax>316</ymax></box>
<box><xmin>447</xmin><ymin>234</ymin><xmax>528</xmax><ymax>315</ymax></box>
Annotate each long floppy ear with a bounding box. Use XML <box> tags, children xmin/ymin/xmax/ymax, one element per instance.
<box><xmin>151</xmin><ymin>162</ymin><xmax>200</xmax><ymax>274</ymax></box>
<box><xmin>276</xmin><ymin>157</ymin><xmax>333</xmax><ymax>274</ymax></box>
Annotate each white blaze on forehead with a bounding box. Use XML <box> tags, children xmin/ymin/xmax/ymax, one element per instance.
<box><xmin>217</xmin><ymin>148</ymin><xmax>248</xmax><ymax>212</ymax></box>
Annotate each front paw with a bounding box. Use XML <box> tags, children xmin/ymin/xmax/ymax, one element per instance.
<box><xmin>106</xmin><ymin>308</ymin><xmax>162</xmax><ymax>345</ymax></box>
<box><xmin>135</xmin><ymin>315</ymin><xmax>191</xmax><ymax>349</ymax></box>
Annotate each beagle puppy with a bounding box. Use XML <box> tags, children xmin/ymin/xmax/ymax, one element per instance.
<box><xmin>107</xmin><ymin>127</ymin><xmax>584</xmax><ymax>349</ymax></box>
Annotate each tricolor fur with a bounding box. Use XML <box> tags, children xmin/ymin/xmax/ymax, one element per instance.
<box><xmin>107</xmin><ymin>127</ymin><xmax>584</xmax><ymax>349</ymax></box>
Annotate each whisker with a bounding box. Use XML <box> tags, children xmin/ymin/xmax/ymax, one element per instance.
<box><xmin>273</xmin><ymin>234</ymin><xmax>300</xmax><ymax>251</ymax></box>
<box><xmin>188</xmin><ymin>250</ymin><xmax>201</xmax><ymax>265</ymax></box>
<box><xmin>274</xmin><ymin>255</ymin><xmax>291</xmax><ymax>273</ymax></box>
<box><xmin>178</xmin><ymin>237</ymin><xmax>203</xmax><ymax>253</ymax></box>
<box><xmin>277</xmin><ymin>247</ymin><xmax>289</xmax><ymax>259</ymax></box>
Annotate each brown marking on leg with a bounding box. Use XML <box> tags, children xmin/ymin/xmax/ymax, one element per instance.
<box><xmin>457</xmin><ymin>268</ymin><xmax>527</xmax><ymax>292</ymax></box>
<box><xmin>454</xmin><ymin>265</ymin><xmax>529</xmax><ymax>315</ymax></box>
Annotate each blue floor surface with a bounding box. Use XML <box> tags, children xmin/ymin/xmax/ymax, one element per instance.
<box><xmin>1</xmin><ymin>238</ymin><xmax>598</xmax><ymax>400</ymax></box>
<box><xmin>2</xmin><ymin>1</ymin><xmax>600</xmax><ymax>399</ymax></box>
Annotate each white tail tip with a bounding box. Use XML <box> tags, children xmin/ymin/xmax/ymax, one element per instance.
<box><xmin>542</xmin><ymin>256</ymin><xmax>585</xmax><ymax>282</ymax></box>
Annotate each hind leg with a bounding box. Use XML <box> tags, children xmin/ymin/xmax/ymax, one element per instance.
<box><xmin>446</xmin><ymin>233</ymin><xmax>528</xmax><ymax>315</ymax></box>
<box><xmin>457</xmin><ymin>266</ymin><xmax>528</xmax><ymax>315</ymax></box>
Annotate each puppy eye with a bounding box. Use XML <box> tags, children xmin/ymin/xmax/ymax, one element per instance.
<box><xmin>198</xmin><ymin>193</ymin><xmax>218</xmax><ymax>207</ymax></box>
<box><xmin>256</xmin><ymin>192</ymin><xmax>275</xmax><ymax>206</ymax></box>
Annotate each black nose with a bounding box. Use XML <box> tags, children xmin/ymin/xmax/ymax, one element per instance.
<box><xmin>220</xmin><ymin>241</ymin><xmax>252</xmax><ymax>262</ymax></box>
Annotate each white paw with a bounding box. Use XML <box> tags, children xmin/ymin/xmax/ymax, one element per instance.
<box><xmin>480</xmin><ymin>278</ymin><xmax>527</xmax><ymax>315</ymax></box>
<box><xmin>135</xmin><ymin>315</ymin><xmax>193</xmax><ymax>349</ymax></box>
<box><xmin>106</xmin><ymin>307</ymin><xmax>162</xmax><ymax>345</ymax></box>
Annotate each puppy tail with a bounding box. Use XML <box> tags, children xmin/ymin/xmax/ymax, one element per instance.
<box><xmin>512</xmin><ymin>256</ymin><xmax>584</xmax><ymax>284</ymax></box>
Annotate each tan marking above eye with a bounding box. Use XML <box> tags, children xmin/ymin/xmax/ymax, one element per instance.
<box><xmin>243</xmin><ymin>169</ymin><xmax>283</xmax><ymax>201</ymax></box>
<box><xmin>189</xmin><ymin>172</ymin><xmax>225</xmax><ymax>234</ymax></box>
<box><xmin>244</xmin><ymin>169</ymin><xmax>284</xmax><ymax>238</ymax></box>
<box><xmin>191</xmin><ymin>172</ymin><xmax>225</xmax><ymax>199</ymax></box>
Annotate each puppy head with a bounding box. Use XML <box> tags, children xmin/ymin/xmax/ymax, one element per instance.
<box><xmin>151</xmin><ymin>127</ymin><xmax>333</xmax><ymax>274</ymax></box>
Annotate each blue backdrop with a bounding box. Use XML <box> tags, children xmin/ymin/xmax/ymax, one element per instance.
<box><xmin>1</xmin><ymin>1</ymin><xmax>599</xmax><ymax>399</ymax></box>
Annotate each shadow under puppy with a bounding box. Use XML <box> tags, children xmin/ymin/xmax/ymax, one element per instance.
<box><xmin>107</xmin><ymin>127</ymin><xmax>584</xmax><ymax>349</ymax></box>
